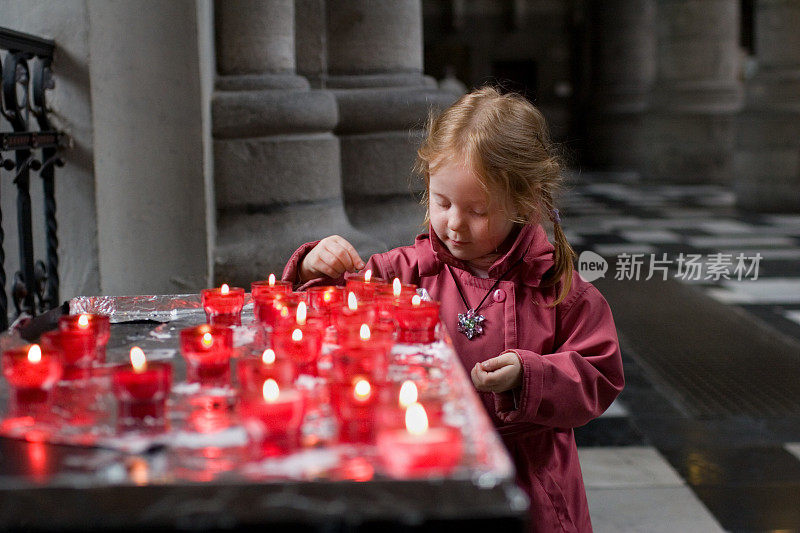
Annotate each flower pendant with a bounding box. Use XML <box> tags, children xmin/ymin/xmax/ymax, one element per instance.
<box><xmin>457</xmin><ymin>309</ymin><xmax>485</xmax><ymax>340</ymax></box>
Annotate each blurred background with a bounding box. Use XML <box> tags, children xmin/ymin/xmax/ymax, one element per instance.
<box><xmin>1</xmin><ymin>0</ymin><xmax>794</xmax><ymax>299</ymax></box>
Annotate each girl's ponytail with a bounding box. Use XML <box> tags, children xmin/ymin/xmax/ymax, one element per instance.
<box><xmin>540</xmin><ymin>189</ymin><xmax>576</xmax><ymax>307</ymax></box>
<box><xmin>546</xmin><ymin>215</ymin><xmax>577</xmax><ymax>307</ymax></box>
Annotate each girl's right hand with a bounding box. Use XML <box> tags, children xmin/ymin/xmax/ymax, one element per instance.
<box><xmin>299</xmin><ymin>235</ymin><xmax>366</xmax><ymax>283</ymax></box>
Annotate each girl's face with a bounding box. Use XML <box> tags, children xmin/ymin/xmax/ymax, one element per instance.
<box><xmin>428</xmin><ymin>160</ymin><xmax>515</xmax><ymax>267</ymax></box>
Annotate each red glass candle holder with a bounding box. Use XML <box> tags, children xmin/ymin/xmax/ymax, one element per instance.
<box><xmin>331</xmin><ymin>330</ymin><xmax>392</xmax><ymax>382</ymax></box>
<box><xmin>201</xmin><ymin>285</ymin><xmax>245</xmax><ymax>326</ymax></box>
<box><xmin>39</xmin><ymin>328</ymin><xmax>97</xmax><ymax>379</ymax></box>
<box><xmin>376</xmin><ymin>404</ymin><xmax>462</xmax><ymax>478</ymax></box>
<box><xmin>236</xmin><ymin>349</ymin><xmax>297</xmax><ymax>393</ymax></box>
<box><xmin>305</xmin><ymin>286</ymin><xmax>345</xmax><ymax>326</ymax></box>
<box><xmin>251</xmin><ymin>277</ymin><xmax>292</xmax><ymax>300</ymax></box>
<box><xmin>329</xmin><ymin>376</ymin><xmax>388</xmax><ymax>444</ymax></box>
<box><xmin>395</xmin><ymin>299</ymin><xmax>440</xmax><ymax>343</ymax></box>
<box><xmin>337</xmin><ymin>319</ymin><xmax>395</xmax><ymax>348</ymax></box>
<box><xmin>112</xmin><ymin>358</ymin><xmax>172</xmax><ymax>431</ymax></box>
<box><xmin>254</xmin><ymin>292</ymin><xmax>305</xmax><ymax>329</ymax></box>
<box><xmin>346</xmin><ymin>273</ymin><xmax>389</xmax><ymax>302</ymax></box>
<box><xmin>238</xmin><ymin>381</ymin><xmax>306</xmax><ymax>456</ymax></box>
<box><xmin>271</xmin><ymin>323</ymin><xmax>323</xmax><ymax>376</ymax></box>
<box><xmin>2</xmin><ymin>344</ymin><xmax>63</xmax><ymax>414</ymax></box>
<box><xmin>180</xmin><ymin>325</ymin><xmax>234</xmax><ymax>387</ymax></box>
<box><xmin>375</xmin><ymin>280</ymin><xmax>418</xmax><ymax>301</ymax></box>
<box><xmin>332</xmin><ymin>302</ymin><xmax>377</xmax><ymax>336</ymax></box>
<box><xmin>58</xmin><ymin>313</ymin><xmax>111</xmax><ymax>363</ymax></box>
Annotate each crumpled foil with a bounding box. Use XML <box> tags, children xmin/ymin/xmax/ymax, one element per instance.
<box><xmin>70</xmin><ymin>294</ymin><xmax>255</xmax><ymax>323</ymax></box>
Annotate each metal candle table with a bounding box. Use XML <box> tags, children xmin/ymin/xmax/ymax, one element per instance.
<box><xmin>0</xmin><ymin>293</ymin><xmax>527</xmax><ymax>531</ymax></box>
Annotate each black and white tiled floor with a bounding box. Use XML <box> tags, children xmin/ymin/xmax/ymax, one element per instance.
<box><xmin>562</xmin><ymin>180</ymin><xmax>800</xmax><ymax>342</ymax></box>
<box><xmin>566</xmin><ymin>175</ymin><xmax>800</xmax><ymax>532</ymax></box>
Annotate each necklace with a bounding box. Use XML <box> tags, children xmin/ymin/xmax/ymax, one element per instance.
<box><xmin>447</xmin><ymin>258</ymin><xmax>523</xmax><ymax>340</ymax></box>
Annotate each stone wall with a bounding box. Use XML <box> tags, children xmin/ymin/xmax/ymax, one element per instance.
<box><xmin>0</xmin><ymin>0</ymin><xmax>211</xmax><ymax>306</ymax></box>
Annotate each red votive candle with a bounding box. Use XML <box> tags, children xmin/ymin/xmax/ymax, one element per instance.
<box><xmin>271</xmin><ymin>322</ymin><xmax>323</xmax><ymax>377</ymax></box>
<box><xmin>201</xmin><ymin>284</ymin><xmax>245</xmax><ymax>326</ymax></box>
<box><xmin>306</xmin><ymin>286</ymin><xmax>345</xmax><ymax>326</ymax></box>
<box><xmin>39</xmin><ymin>328</ymin><xmax>97</xmax><ymax>380</ymax></box>
<box><xmin>180</xmin><ymin>325</ymin><xmax>234</xmax><ymax>387</ymax></box>
<box><xmin>380</xmin><ymin>382</ymin><xmax>445</xmax><ymax>428</ymax></box>
<box><xmin>236</xmin><ymin>348</ymin><xmax>296</xmax><ymax>393</ymax></box>
<box><xmin>395</xmin><ymin>297</ymin><xmax>440</xmax><ymax>343</ymax></box>
<box><xmin>329</xmin><ymin>375</ymin><xmax>387</xmax><ymax>444</ymax></box>
<box><xmin>375</xmin><ymin>278</ymin><xmax>418</xmax><ymax>322</ymax></box>
<box><xmin>58</xmin><ymin>313</ymin><xmax>111</xmax><ymax>363</ymax></box>
<box><xmin>346</xmin><ymin>270</ymin><xmax>389</xmax><ymax>302</ymax></box>
<box><xmin>251</xmin><ymin>274</ymin><xmax>292</xmax><ymax>300</ymax></box>
<box><xmin>255</xmin><ymin>292</ymin><xmax>305</xmax><ymax>329</ymax></box>
<box><xmin>251</xmin><ymin>276</ymin><xmax>292</xmax><ymax>322</ymax></box>
<box><xmin>377</xmin><ymin>402</ymin><xmax>462</xmax><ymax>478</ymax></box>
<box><xmin>331</xmin><ymin>324</ymin><xmax>392</xmax><ymax>381</ymax></box>
<box><xmin>238</xmin><ymin>378</ymin><xmax>306</xmax><ymax>456</ymax></box>
<box><xmin>2</xmin><ymin>344</ymin><xmax>63</xmax><ymax>412</ymax></box>
<box><xmin>112</xmin><ymin>347</ymin><xmax>172</xmax><ymax>431</ymax></box>
<box><xmin>332</xmin><ymin>292</ymin><xmax>377</xmax><ymax>336</ymax></box>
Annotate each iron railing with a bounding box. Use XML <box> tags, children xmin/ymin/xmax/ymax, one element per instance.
<box><xmin>0</xmin><ymin>27</ymin><xmax>64</xmax><ymax>330</ymax></box>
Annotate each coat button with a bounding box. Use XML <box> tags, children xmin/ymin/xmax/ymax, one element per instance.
<box><xmin>493</xmin><ymin>289</ymin><xmax>506</xmax><ymax>302</ymax></box>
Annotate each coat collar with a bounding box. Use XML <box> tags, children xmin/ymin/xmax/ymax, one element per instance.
<box><xmin>414</xmin><ymin>224</ymin><xmax>555</xmax><ymax>287</ymax></box>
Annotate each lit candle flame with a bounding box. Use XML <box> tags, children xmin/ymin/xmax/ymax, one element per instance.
<box><xmin>398</xmin><ymin>380</ymin><xmax>418</xmax><ymax>408</ymax></box>
<box><xmin>262</xmin><ymin>378</ymin><xmax>280</xmax><ymax>403</ymax></box>
<box><xmin>262</xmin><ymin>348</ymin><xmax>276</xmax><ymax>365</ymax></box>
<box><xmin>130</xmin><ymin>346</ymin><xmax>147</xmax><ymax>373</ymax></box>
<box><xmin>323</xmin><ymin>290</ymin><xmax>333</xmax><ymax>303</ymax></box>
<box><xmin>360</xmin><ymin>324</ymin><xmax>371</xmax><ymax>341</ymax></box>
<box><xmin>77</xmin><ymin>314</ymin><xmax>90</xmax><ymax>329</ymax></box>
<box><xmin>393</xmin><ymin>278</ymin><xmax>401</xmax><ymax>298</ymax></box>
<box><xmin>405</xmin><ymin>402</ymin><xmax>429</xmax><ymax>435</ymax></box>
<box><xmin>353</xmin><ymin>378</ymin><xmax>371</xmax><ymax>401</ymax></box>
<box><xmin>296</xmin><ymin>301</ymin><xmax>307</xmax><ymax>326</ymax></box>
<box><xmin>364</xmin><ymin>269</ymin><xmax>372</xmax><ymax>283</ymax></box>
<box><xmin>220</xmin><ymin>283</ymin><xmax>230</xmax><ymax>295</ymax></box>
<box><xmin>27</xmin><ymin>344</ymin><xmax>42</xmax><ymax>364</ymax></box>
<box><xmin>280</xmin><ymin>306</ymin><xmax>290</xmax><ymax>318</ymax></box>
<box><xmin>411</xmin><ymin>294</ymin><xmax>422</xmax><ymax>306</ymax></box>
<box><xmin>201</xmin><ymin>332</ymin><xmax>214</xmax><ymax>348</ymax></box>
<box><xmin>129</xmin><ymin>457</ymin><xmax>149</xmax><ymax>486</ymax></box>
<box><xmin>291</xmin><ymin>328</ymin><xmax>303</xmax><ymax>342</ymax></box>
<box><xmin>348</xmin><ymin>292</ymin><xmax>358</xmax><ymax>310</ymax></box>
<box><xmin>268</xmin><ymin>273</ymin><xmax>276</xmax><ymax>286</ymax></box>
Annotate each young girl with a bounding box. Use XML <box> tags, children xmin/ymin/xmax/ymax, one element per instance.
<box><xmin>283</xmin><ymin>87</ymin><xmax>624</xmax><ymax>532</ymax></box>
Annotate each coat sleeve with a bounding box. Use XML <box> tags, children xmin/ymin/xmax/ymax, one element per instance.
<box><xmin>281</xmin><ymin>243</ymin><xmax>401</xmax><ymax>291</ymax></box>
<box><xmin>493</xmin><ymin>284</ymin><xmax>624</xmax><ymax>428</ymax></box>
<box><xmin>281</xmin><ymin>240</ymin><xmax>347</xmax><ymax>290</ymax></box>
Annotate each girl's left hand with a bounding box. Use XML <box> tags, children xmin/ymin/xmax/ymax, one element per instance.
<box><xmin>471</xmin><ymin>351</ymin><xmax>523</xmax><ymax>393</ymax></box>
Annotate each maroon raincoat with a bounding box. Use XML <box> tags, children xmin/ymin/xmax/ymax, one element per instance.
<box><xmin>283</xmin><ymin>224</ymin><xmax>624</xmax><ymax>532</ymax></box>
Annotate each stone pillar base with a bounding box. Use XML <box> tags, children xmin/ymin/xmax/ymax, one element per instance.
<box><xmin>215</xmin><ymin>205</ymin><xmax>384</xmax><ymax>285</ymax></box>
<box><xmin>213</xmin><ymin>88</ymin><xmax>384</xmax><ymax>283</ymax></box>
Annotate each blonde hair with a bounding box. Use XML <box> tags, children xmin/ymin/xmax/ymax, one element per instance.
<box><xmin>414</xmin><ymin>86</ymin><xmax>576</xmax><ymax>306</ymax></box>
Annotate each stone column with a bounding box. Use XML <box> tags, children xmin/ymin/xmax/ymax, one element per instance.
<box><xmin>213</xmin><ymin>0</ymin><xmax>381</xmax><ymax>285</ymax></box>
<box><xmin>326</xmin><ymin>0</ymin><xmax>457</xmax><ymax>249</ymax></box>
<box><xmin>734</xmin><ymin>0</ymin><xmax>800</xmax><ymax>212</ymax></box>
<box><xmin>587</xmin><ymin>0</ymin><xmax>656</xmax><ymax>172</ymax></box>
<box><xmin>644</xmin><ymin>0</ymin><xmax>743</xmax><ymax>183</ymax></box>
